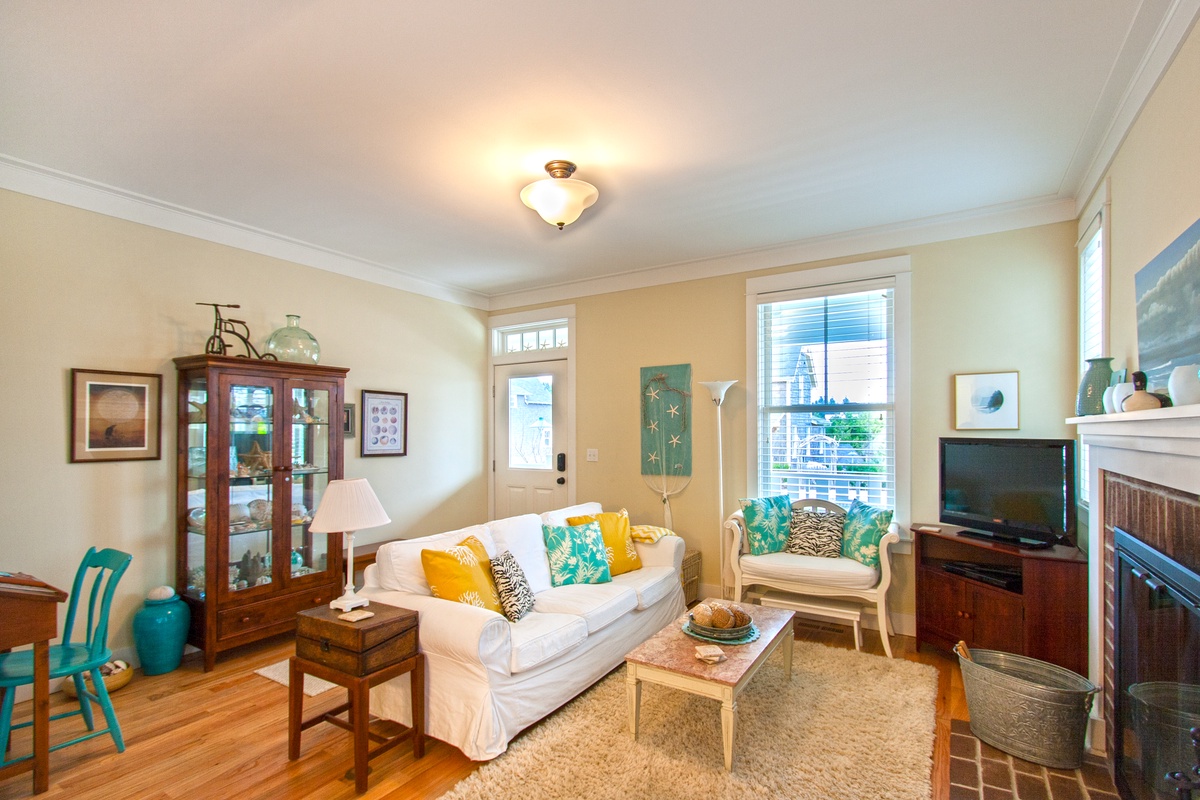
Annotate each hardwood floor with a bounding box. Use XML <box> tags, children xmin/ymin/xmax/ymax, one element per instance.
<box><xmin>0</xmin><ymin>621</ymin><xmax>965</xmax><ymax>800</ymax></box>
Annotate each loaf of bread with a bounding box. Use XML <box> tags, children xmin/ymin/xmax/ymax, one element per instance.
<box><xmin>709</xmin><ymin>602</ymin><xmax>734</xmax><ymax>629</ymax></box>
<box><xmin>731</xmin><ymin>606</ymin><xmax>751</xmax><ymax>628</ymax></box>
<box><xmin>691</xmin><ymin>603</ymin><xmax>713</xmax><ymax>627</ymax></box>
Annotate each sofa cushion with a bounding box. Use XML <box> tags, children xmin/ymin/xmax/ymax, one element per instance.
<box><xmin>533</xmin><ymin>583</ymin><xmax>639</xmax><ymax>633</ymax></box>
<box><xmin>421</xmin><ymin>535</ymin><xmax>502</xmax><ymax>614</ymax></box>
<box><xmin>543</xmin><ymin>522</ymin><xmax>611</xmax><ymax>586</ymax></box>
<box><xmin>490</xmin><ymin>549</ymin><xmax>535</xmax><ymax>623</ymax></box>
<box><xmin>786</xmin><ymin>509</ymin><xmax>846</xmax><ymax>558</ymax></box>
<box><xmin>739</xmin><ymin>495</ymin><xmax>792</xmax><ymax>554</ymax></box>
<box><xmin>567</xmin><ymin>508</ymin><xmax>642</xmax><ymax>576</ymax></box>
<box><xmin>508</xmin><ymin>612</ymin><xmax>589</xmax><ymax>674</ymax></box>
<box><xmin>540</xmin><ymin>502</ymin><xmax>602</xmax><ymax>528</ymax></box>
<box><xmin>610</xmin><ymin>566</ymin><xmax>678</xmax><ymax>610</ymax></box>
<box><xmin>739</xmin><ymin>552</ymin><xmax>879</xmax><ymax>591</ymax></box>
<box><xmin>376</xmin><ymin>524</ymin><xmax>494</xmax><ymax>595</ymax></box>
<box><xmin>487</xmin><ymin>513</ymin><xmax>552</xmax><ymax>595</ymax></box>
<box><xmin>840</xmin><ymin>499</ymin><xmax>894</xmax><ymax>569</ymax></box>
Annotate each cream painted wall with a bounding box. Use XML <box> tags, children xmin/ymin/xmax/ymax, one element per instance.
<box><xmin>0</xmin><ymin>189</ymin><xmax>490</xmax><ymax>657</ymax></box>
<box><xmin>1101</xmin><ymin>21</ymin><xmax>1200</xmax><ymax>376</ymax></box>
<box><xmin>505</xmin><ymin>222</ymin><xmax>1078</xmax><ymax>626</ymax></box>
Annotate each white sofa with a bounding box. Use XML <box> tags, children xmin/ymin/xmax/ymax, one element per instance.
<box><xmin>360</xmin><ymin>502</ymin><xmax>686</xmax><ymax>760</ymax></box>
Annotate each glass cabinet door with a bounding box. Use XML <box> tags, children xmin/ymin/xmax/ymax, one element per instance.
<box><xmin>287</xmin><ymin>383</ymin><xmax>331</xmax><ymax>581</ymax></box>
<box><xmin>183</xmin><ymin>375</ymin><xmax>209</xmax><ymax>600</ymax></box>
<box><xmin>227</xmin><ymin>381</ymin><xmax>275</xmax><ymax>594</ymax></box>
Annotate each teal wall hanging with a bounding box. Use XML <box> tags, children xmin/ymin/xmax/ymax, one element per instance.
<box><xmin>640</xmin><ymin>364</ymin><xmax>692</xmax><ymax>526</ymax></box>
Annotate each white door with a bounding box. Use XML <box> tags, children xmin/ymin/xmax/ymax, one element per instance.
<box><xmin>494</xmin><ymin>361</ymin><xmax>569</xmax><ymax>517</ymax></box>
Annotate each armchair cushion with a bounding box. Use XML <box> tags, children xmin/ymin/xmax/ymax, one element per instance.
<box><xmin>739</xmin><ymin>495</ymin><xmax>792</xmax><ymax>555</ymax></box>
<box><xmin>840</xmin><ymin>499</ymin><xmax>894</xmax><ymax>569</ymax></box>
<box><xmin>739</xmin><ymin>551</ymin><xmax>880</xmax><ymax>591</ymax></box>
<box><xmin>786</xmin><ymin>509</ymin><xmax>846</xmax><ymax>558</ymax></box>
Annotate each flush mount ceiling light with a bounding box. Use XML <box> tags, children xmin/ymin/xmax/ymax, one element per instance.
<box><xmin>520</xmin><ymin>160</ymin><xmax>599</xmax><ymax>230</ymax></box>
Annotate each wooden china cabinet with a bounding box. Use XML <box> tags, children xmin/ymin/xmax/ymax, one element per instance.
<box><xmin>174</xmin><ymin>355</ymin><xmax>349</xmax><ymax>671</ymax></box>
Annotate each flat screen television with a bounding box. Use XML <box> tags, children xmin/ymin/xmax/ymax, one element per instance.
<box><xmin>938</xmin><ymin>437</ymin><xmax>1076</xmax><ymax>548</ymax></box>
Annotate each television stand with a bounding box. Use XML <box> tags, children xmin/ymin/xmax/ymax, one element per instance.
<box><xmin>913</xmin><ymin>525</ymin><xmax>1087</xmax><ymax>675</ymax></box>
<box><xmin>955</xmin><ymin>528</ymin><xmax>1055</xmax><ymax>550</ymax></box>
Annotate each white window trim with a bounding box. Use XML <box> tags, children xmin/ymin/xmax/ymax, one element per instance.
<box><xmin>745</xmin><ymin>256</ymin><xmax>912</xmax><ymax>539</ymax></box>
<box><xmin>1076</xmin><ymin>179</ymin><xmax>1110</xmax><ymax>510</ymax></box>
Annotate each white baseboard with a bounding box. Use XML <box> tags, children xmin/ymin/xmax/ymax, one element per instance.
<box><xmin>697</xmin><ymin>581</ymin><xmax>916</xmax><ymax>637</ymax></box>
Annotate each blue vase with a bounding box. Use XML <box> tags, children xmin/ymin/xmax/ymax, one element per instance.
<box><xmin>133</xmin><ymin>595</ymin><xmax>191</xmax><ymax>675</ymax></box>
<box><xmin>1075</xmin><ymin>357</ymin><xmax>1114</xmax><ymax>416</ymax></box>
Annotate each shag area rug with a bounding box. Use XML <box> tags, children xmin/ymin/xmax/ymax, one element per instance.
<box><xmin>254</xmin><ymin>659</ymin><xmax>339</xmax><ymax>696</ymax></box>
<box><xmin>439</xmin><ymin>642</ymin><xmax>938</xmax><ymax>800</ymax></box>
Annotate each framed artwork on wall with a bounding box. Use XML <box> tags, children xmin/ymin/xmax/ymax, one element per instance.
<box><xmin>361</xmin><ymin>390</ymin><xmax>407</xmax><ymax>456</ymax></box>
<box><xmin>70</xmin><ymin>368</ymin><xmax>163</xmax><ymax>462</ymax></box>
<box><xmin>954</xmin><ymin>371</ymin><xmax>1019</xmax><ymax>430</ymax></box>
<box><xmin>342</xmin><ymin>402</ymin><xmax>356</xmax><ymax>438</ymax></box>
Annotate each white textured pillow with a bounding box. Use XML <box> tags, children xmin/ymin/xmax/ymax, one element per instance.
<box><xmin>376</xmin><ymin>524</ymin><xmax>494</xmax><ymax>594</ymax></box>
<box><xmin>539</xmin><ymin>502</ymin><xmax>602</xmax><ymax>528</ymax></box>
<box><xmin>488</xmin><ymin>514</ymin><xmax>553</xmax><ymax>595</ymax></box>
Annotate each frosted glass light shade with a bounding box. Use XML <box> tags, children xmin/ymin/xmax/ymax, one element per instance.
<box><xmin>520</xmin><ymin>161</ymin><xmax>599</xmax><ymax>229</ymax></box>
<box><xmin>699</xmin><ymin>380</ymin><xmax>737</xmax><ymax>406</ymax></box>
<box><xmin>310</xmin><ymin>478</ymin><xmax>390</xmax><ymax>533</ymax></box>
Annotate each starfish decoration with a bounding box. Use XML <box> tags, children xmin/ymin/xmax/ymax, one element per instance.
<box><xmin>666</xmin><ymin>404</ymin><xmax>680</xmax><ymax>417</ymax></box>
<box><xmin>647</xmin><ymin>420</ymin><xmax>658</xmax><ymax>432</ymax></box>
<box><xmin>646</xmin><ymin>387</ymin><xmax>660</xmax><ymax>401</ymax></box>
<box><xmin>669</xmin><ymin>434</ymin><xmax>681</xmax><ymax>447</ymax></box>
<box><xmin>647</xmin><ymin>451</ymin><xmax>659</xmax><ymax>464</ymax></box>
<box><xmin>240</xmin><ymin>441</ymin><xmax>272</xmax><ymax>471</ymax></box>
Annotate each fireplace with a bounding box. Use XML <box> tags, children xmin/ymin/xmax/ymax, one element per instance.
<box><xmin>1112</xmin><ymin>527</ymin><xmax>1200</xmax><ymax>798</ymax></box>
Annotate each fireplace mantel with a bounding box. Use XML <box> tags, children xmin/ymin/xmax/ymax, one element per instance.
<box><xmin>1068</xmin><ymin>404</ymin><xmax>1200</xmax><ymax>759</ymax></box>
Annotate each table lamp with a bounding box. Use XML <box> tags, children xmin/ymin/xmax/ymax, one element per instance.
<box><xmin>309</xmin><ymin>478</ymin><xmax>391</xmax><ymax>611</ymax></box>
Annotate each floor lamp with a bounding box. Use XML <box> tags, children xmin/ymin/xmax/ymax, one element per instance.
<box><xmin>699</xmin><ymin>380</ymin><xmax>736</xmax><ymax>599</ymax></box>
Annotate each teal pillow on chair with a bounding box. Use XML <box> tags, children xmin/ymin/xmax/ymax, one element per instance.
<box><xmin>542</xmin><ymin>521</ymin><xmax>612</xmax><ymax>586</ymax></box>
<box><xmin>739</xmin><ymin>495</ymin><xmax>792</xmax><ymax>555</ymax></box>
<box><xmin>840</xmin><ymin>499</ymin><xmax>894</xmax><ymax>568</ymax></box>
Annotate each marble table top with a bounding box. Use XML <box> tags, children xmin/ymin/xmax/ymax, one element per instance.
<box><xmin>625</xmin><ymin>599</ymin><xmax>794</xmax><ymax>686</ymax></box>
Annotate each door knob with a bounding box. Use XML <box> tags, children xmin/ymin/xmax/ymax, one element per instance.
<box><xmin>556</xmin><ymin>477</ymin><xmax>566</xmax><ymax>485</ymax></box>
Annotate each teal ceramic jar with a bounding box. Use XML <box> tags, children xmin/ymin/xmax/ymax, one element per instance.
<box><xmin>133</xmin><ymin>590</ymin><xmax>191</xmax><ymax>675</ymax></box>
<box><xmin>1075</xmin><ymin>357</ymin><xmax>1114</xmax><ymax>416</ymax></box>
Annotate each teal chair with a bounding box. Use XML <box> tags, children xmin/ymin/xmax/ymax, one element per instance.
<box><xmin>0</xmin><ymin>548</ymin><xmax>132</xmax><ymax>764</ymax></box>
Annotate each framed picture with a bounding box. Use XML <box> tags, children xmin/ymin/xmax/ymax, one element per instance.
<box><xmin>70</xmin><ymin>368</ymin><xmax>162</xmax><ymax>462</ymax></box>
<box><xmin>342</xmin><ymin>402</ymin><xmax>356</xmax><ymax>438</ymax></box>
<box><xmin>954</xmin><ymin>371</ymin><xmax>1019</xmax><ymax>430</ymax></box>
<box><xmin>361</xmin><ymin>390</ymin><xmax>407</xmax><ymax>456</ymax></box>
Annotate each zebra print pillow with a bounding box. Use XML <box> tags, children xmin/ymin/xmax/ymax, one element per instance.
<box><xmin>490</xmin><ymin>549</ymin><xmax>536</xmax><ymax>622</ymax></box>
<box><xmin>785</xmin><ymin>510</ymin><xmax>846</xmax><ymax>558</ymax></box>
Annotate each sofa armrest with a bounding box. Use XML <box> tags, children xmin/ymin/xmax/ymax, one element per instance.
<box><xmin>363</xmin><ymin>589</ymin><xmax>512</xmax><ymax>676</ymax></box>
<box><xmin>635</xmin><ymin>535</ymin><xmax>685</xmax><ymax>572</ymax></box>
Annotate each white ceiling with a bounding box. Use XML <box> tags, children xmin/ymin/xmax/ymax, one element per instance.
<box><xmin>2</xmin><ymin>2</ymin><xmax>1197</xmax><ymax>309</ymax></box>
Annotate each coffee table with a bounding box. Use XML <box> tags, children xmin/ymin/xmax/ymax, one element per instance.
<box><xmin>625</xmin><ymin>600</ymin><xmax>795</xmax><ymax>771</ymax></box>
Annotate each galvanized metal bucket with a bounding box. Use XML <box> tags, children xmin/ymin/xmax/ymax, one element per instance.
<box><xmin>955</xmin><ymin>643</ymin><xmax>1098</xmax><ymax>769</ymax></box>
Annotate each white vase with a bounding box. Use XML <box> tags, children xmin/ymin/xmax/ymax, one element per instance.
<box><xmin>1102</xmin><ymin>386</ymin><xmax>1116</xmax><ymax>414</ymax></box>
<box><xmin>1168</xmin><ymin>364</ymin><xmax>1200</xmax><ymax>406</ymax></box>
<box><xmin>1112</xmin><ymin>382</ymin><xmax>1135</xmax><ymax>413</ymax></box>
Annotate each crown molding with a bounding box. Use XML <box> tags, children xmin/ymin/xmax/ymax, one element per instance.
<box><xmin>486</xmin><ymin>196</ymin><xmax>1077</xmax><ymax>311</ymax></box>
<box><xmin>1073</xmin><ymin>0</ymin><xmax>1200</xmax><ymax>215</ymax></box>
<box><xmin>0</xmin><ymin>155</ymin><xmax>490</xmax><ymax>310</ymax></box>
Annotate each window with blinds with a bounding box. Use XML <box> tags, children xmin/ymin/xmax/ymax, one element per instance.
<box><xmin>756</xmin><ymin>280</ymin><xmax>896</xmax><ymax>509</ymax></box>
<box><xmin>1080</xmin><ymin>227</ymin><xmax>1105</xmax><ymax>366</ymax></box>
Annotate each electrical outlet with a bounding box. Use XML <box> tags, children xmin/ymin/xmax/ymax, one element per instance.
<box><xmin>586</xmin><ymin>449</ymin><xmax>599</xmax><ymax>462</ymax></box>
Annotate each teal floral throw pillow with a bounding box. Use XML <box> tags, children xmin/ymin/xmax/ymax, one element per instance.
<box><xmin>542</xmin><ymin>521</ymin><xmax>612</xmax><ymax>587</ymax></box>
<box><xmin>739</xmin><ymin>495</ymin><xmax>792</xmax><ymax>555</ymax></box>
<box><xmin>840</xmin><ymin>499</ymin><xmax>894</xmax><ymax>569</ymax></box>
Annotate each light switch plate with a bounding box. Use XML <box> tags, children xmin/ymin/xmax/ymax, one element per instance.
<box><xmin>586</xmin><ymin>449</ymin><xmax>599</xmax><ymax>462</ymax></box>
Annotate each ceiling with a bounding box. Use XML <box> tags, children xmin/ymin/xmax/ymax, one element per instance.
<box><xmin>2</xmin><ymin>1</ymin><xmax>1197</xmax><ymax>309</ymax></box>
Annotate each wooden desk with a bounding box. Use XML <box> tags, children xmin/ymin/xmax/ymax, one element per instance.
<box><xmin>0</xmin><ymin>574</ymin><xmax>68</xmax><ymax>794</ymax></box>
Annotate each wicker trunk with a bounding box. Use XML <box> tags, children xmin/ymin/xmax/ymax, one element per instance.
<box><xmin>682</xmin><ymin>550</ymin><xmax>701</xmax><ymax>605</ymax></box>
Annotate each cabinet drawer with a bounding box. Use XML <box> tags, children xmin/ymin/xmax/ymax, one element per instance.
<box><xmin>217</xmin><ymin>587</ymin><xmax>334</xmax><ymax>640</ymax></box>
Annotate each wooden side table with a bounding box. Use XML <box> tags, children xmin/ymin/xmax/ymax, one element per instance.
<box><xmin>288</xmin><ymin>604</ymin><xmax>424</xmax><ymax>793</ymax></box>
<box><xmin>288</xmin><ymin>652</ymin><xmax>425</xmax><ymax>792</ymax></box>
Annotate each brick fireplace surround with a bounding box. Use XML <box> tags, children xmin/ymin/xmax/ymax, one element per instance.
<box><xmin>1071</xmin><ymin>406</ymin><xmax>1200</xmax><ymax>778</ymax></box>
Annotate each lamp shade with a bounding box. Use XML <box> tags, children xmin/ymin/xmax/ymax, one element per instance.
<box><xmin>699</xmin><ymin>380</ymin><xmax>737</xmax><ymax>405</ymax></box>
<box><xmin>309</xmin><ymin>478</ymin><xmax>390</xmax><ymax>533</ymax></box>
<box><xmin>520</xmin><ymin>160</ymin><xmax>598</xmax><ymax>229</ymax></box>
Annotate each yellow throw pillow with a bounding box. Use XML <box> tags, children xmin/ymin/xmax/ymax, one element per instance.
<box><xmin>567</xmin><ymin>508</ymin><xmax>642</xmax><ymax>576</ymax></box>
<box><xmin>420</xmin><ymin>535</ymin><xmax>502</xmax><ymax>614</ymax></box>
<box><xmin>630</xmin><ymin>525</ymin><xmax>676</xmax><ymax>544</ymax></box>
